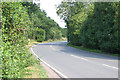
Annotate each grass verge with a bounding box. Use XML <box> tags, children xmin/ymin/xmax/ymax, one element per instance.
<box><xmin>67</xmin><ymin>43</ymin><xmax>119</xmax><ymax>57</ymax></box>
<box><xmin>24</xmin><ymin>40</ymin><xmax>48</xmax><ymax>78</ymax></box>
<box><xmin>23</xmin><ymin>56</ymin><xmax>48</xmax><ymax>78</ymax></box>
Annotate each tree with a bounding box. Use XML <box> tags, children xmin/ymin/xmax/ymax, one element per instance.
<box><xmin>35</xmin><ymin>28</ymin><xmax>45</xmax><ymax>42</ymax></box>
<box><xmin>22</xmin><ymin>2</ymin><xmax>64</xmax><ymax>41</ymax></box>
<box><xmin>57</xmin><ymin>1</ymin><xmax>120</xmax><ymax>54</ymax></box>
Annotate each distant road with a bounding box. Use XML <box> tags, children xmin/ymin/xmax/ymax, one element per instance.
<box><xmin>31</xmin><ymin>41</ymin><xmax>118</xmax><ymax>78</ymax></box>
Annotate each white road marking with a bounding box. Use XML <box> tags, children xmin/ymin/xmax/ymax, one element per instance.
<box><xmin>32</xmin><ymin>43</ymin><xmax>118</xmax><ymax>77</ymax></box>
<box><xmin>71</xmin><ymin>55</ymin><xmax>118</xmax><ymax>70</ymax></box>
<box><xmin>31</xmin><ymin>46</ymin><xmax>68</xmax><ymax>78</ymax></box>
<box><xmin>33</xmin><ymin>45</ymin><xmax>37</xmax><ymax>47</ymax></box>
<box><xmin>102</xmin><ymin>64</ymin><xmax>118</xmax><ymax>70</ymax></box>
<box><xmin>50</xmin><ymin>45</ymin><xmax>56</xmax><ymax>50</ymax></box>
<box><xmin>71</xmin><ymin>55</ymin><xmax>88</xmax><ymax>61</ymax></box>
<box><xmin>31</xmin><ymin>46</ymin><xmax>39</xmax><ymax>58</ymax></box>
<box><xmin>80</xmin><ymin>57</ymin><xmax>88</xmax><ymax>61</ymax></box>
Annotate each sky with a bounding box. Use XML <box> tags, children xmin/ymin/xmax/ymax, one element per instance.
<box><xmin>40</xmin><ymin>0</ymin><xmax>66</xmax><ymax>28</ymax></box>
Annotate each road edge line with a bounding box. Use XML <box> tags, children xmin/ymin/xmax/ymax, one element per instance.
<box><xmin>30</xmin><ymin>45</ymin><xmax>68</xmax><ymax>78</ymax></box>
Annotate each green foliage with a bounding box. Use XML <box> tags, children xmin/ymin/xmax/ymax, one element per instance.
<box><xmin>57</xmin><ymin>2</ymin><xmax>120</xmax><ymax>54</ymax></box>
<box><xmin>35</xmin><ymin>28</ymin><xmax>45</xmax><ymax>42</ymax></box>
<box><xmin>1</xmin><ymin>2</ymin><xmax>67</xmax><ymax>78</ymax></box>
<box><xmin>1</xmin><ymin>2</ymin><xmax>33</xmax><ymax>78</ymax></box>
<box><xmin>67</xmin><ymin>43</ymin><xmax>119</xmax><ymax>57</ymax></box>
<box><xmin>61</xmin><ymin>28</ymin><xmax>67</xmax><ymax>38</ymax></box>
<box><xmin>22</xmin><ymin>2</ymin><xmax>64</xmax><ymax>41</ymax></box>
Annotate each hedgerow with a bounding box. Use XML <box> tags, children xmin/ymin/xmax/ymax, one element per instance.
<box><xmin>1</xmin><ymin>2</ymin><xmax>33</xmax><ymax>78</ymax></box>
<box><xmin>1</xmin><ymin>2</ymin><xmax>67</xmax><ymax>78</ymax></box>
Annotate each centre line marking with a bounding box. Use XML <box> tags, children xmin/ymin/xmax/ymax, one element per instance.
<box><xmin>71</xmin><ymin>55</ymin><xmax>88</xmax><ymax>61</ymax></box>
<box><xmin>50</xmin><ymin>45</ymin><xmax>52</xmax><ymax>47</ymax></box>
<box><xmin>102</xmin><ymin>64</ymin><xmax>118</xmax><ymax>70</ymax></box>
<box><xmin>71</xmin><ymin>55</ymin><xmax>118</xmax><ymax>70</ymax></box>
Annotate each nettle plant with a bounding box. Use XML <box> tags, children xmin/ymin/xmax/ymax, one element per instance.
<box><xmin>1</xmin><ymin>2</ymin><xmax>33</xmax><ymax>78</ymax></box>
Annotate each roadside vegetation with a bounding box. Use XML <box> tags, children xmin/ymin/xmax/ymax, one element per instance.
<box><xmin>1</xmin><ymin>2</ymin><xmax>66</xmax><ymax>78</ymax></box>
<box><xmin>23</xmin><ymin>55</ymin><xmax>48</xmax><ymax>78</ymax></box>
<box><xmin>57</xmin><ymin>2</ymin><xmax>119</xmax><ymax>56</ymax></box>
<box><xmin>22</xmin><ymin>2</ymin><xmax>67</xmax><ymax>42</ymax></box>
<box><xmin>24</xmin><ymin>39</ymin><xmax>48</xmax><ymax>78</ymax></box>
<box><xmin>1</xmin><ymin>1</ymin><xmax>119</xmax><ymax>78</ymax></box>
<box><xmin>67</xmin><ymin>43</ymin><xmax>119</xmax><ymax>57</ymax></box>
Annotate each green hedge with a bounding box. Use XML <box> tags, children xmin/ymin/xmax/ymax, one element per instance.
<box><xmin>1</xmin><ymin>2</ymin><xmax>33</xmax><ymax>78</ymax></box>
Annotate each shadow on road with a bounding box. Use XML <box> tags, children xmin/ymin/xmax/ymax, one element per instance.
<box><xmin>37</xmin><ymin>41</ymin><xmax>118</xmax><ymax>60</ymax></box>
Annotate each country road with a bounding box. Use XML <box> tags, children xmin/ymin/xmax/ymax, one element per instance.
<box><xmin>31</xmin><ymin>41</ymin><xmax>118</xmax><ymax>78</ymax></box>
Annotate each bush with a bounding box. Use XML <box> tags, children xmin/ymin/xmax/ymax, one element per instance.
<box><xmin>34</xmin><ymin>28</ymin><xmax>45</xmax><ymax>42</ymax></box>
<box><xmin>1</xmin><ymin>2</ymin><xmax>32</xmax><ymax>78</ymax></box>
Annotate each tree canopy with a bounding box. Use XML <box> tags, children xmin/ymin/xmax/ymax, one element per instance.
<box><xmin>57</xmin><ymin>2</ymin><xmax>120</xmax><ymax>54</ymax></box>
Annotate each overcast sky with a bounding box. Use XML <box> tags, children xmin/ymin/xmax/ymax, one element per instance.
<box><xmin>40</xmin><ymin>0</ymin><xmax>66</xmax><ymax>28</ymax></box>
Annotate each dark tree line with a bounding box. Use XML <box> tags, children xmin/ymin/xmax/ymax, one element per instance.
<box><xmin>57</xmin><ymin>2</ymin><xmax>120</xmax><ymax>54</ymax></box>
